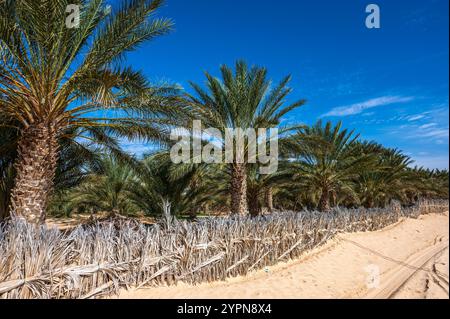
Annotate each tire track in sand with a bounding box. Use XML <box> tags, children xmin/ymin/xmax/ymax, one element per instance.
<box><xmin>362</xmin><ymin>237</ymin><xmax>448</xmax><ymax>299</ymax></box>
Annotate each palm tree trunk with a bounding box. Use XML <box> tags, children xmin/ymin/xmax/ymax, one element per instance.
<box><xmin>189</xmin><ymin>206</ymin><xmax>197</xmax><ymax>220</ymax></box>
<box><xmin>330</xmin><ymin>190</ymin><xmax>337</xmax><ymax>207</ymax></box>
<box><xmin>248</xmin><ymin>188</ymin><xmax>259</xmax><ymax>217</ymax></box>
<box><xmin>10</xmin><ymin>122</ymin><xmax>59</xmax><ymax>224</ymax></box>
<box><xmin>366</xmin><ymin>198</ymin><xmax>375</xmax><ymax>208</ymax></box>
<box><xmin>318</xmin><ymin>189</ymin><xmax>331</xmax><ymax>212</ymax></box>
<box><xmin>264</xmin><ymin>187</ymin><xmax>273</xmax><ymax>213</ymax></box>
<box><xmin>162</xmin><ymin>198</ymin><xmax>172</xmax><ymax>229</ymax></box>
<box><xmin>230</xmin><ymin>163</ymin><xmax>248</xmax><ymax>215</ymax></box>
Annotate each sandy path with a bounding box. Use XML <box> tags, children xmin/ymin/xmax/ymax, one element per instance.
<box><xmin>117</xmin><ymin>212</ymin><xmax>449</xmax><ymax>299</ymax></box>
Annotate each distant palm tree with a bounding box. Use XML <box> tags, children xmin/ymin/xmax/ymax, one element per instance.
<box><xmin>46</xmin><ymin>151</ymin><xmax>228</xmax><ymax>219</ymax></box>
<box><xmin>56</xmin><ymin>156</ymin><xmax>138</xmax><ymax>216</ymax></box>
<box><xmin>0</xmin><ymin>0</ymin><xmax>178</xmax><ymax>223</ymax></box>
<box><xmin>128</xmin><ymin>153</ymin><xmax>199</xmax><ymax>219</ymax></box>
<box><xmin>187</xmin><ymin>61</ymin><xmax>305</xmax><ymax>215</ymax></box>
<box><xmin>404</xmin><ymin>166</ymin><xmax>449</xmax><ymax>202</ymax></box>
<box><xmin>353</xmin><ymin>142</ymin><xmax>413</xmax><ymax>208</ymax></box>
<box><xmin>288</xmin><ymin>121</ymin><xmax>372</xmax><ymax>212</ymax></box>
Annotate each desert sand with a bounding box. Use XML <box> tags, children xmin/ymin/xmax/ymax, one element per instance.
<box><xmin>117</xmin><ymin>212</ymin><xmax>449</xmax><ymax>299</ymax></box>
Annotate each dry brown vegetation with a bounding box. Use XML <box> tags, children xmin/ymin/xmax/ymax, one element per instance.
<box><xmin>0</xmin><ymin>200</ymin><xmax>447</xmax><ymax>299</ymax></box>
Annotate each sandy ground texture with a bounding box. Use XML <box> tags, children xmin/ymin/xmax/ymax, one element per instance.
<box><xmin>116</xmin><ymin>212</ymin><xmax>449</xmax><ymax>299</ymax></box>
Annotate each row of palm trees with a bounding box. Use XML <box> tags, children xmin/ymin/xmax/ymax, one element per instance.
<box><xmin>37</xmin><ymin>122</ymin><xmax>446</xmax><ymax>220</ymax></box>
<box><xmin>1</xmin><ymin>0</ymin><xmax>448</xmax><ymax>223</ymax></box>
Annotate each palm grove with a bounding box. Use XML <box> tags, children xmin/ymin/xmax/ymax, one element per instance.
<box><xmin>0</xmin><ymin>0</ymin><xmax>448</xmax><ymax>224</ymax></box>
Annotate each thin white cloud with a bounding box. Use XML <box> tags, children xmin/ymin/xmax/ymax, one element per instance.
<box><xmin>407</xmin><ymin>114</ymin><xmax>426</xmax><ymax>121</ymax></box>
<box><xmin>419</xmin><ymin>128</ymin><xmax>449</xmax><ymax>138</ymax></box>
<box><xmin>399</xmin><ymin>122</ymin><xmax>449</xmax><ymax>142</ymax></box>
<box><xmin>419</xmin><ymin>123</ymin><xmax>437</xmax><ymax>129</ymax></box>
<box><xmin>322</xmin><ymin>96</ymin><xmax>414</xmax><ymax>117</ymax></box>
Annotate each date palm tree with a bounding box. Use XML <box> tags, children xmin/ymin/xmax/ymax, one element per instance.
<box><xmin>186</xmin><ymin>61</ymin><xmax>305</xmax><ymax>215</ymax></box>
<box><xmin>288</xmin><ymin>121</ymin><xmax>372</xmax><ymax>212</ymax></box>
<box><xmin>0</xmin><ymin>0</ymin><xmax>178</xmax><ymax>223</ymax></box>
<box><xmin>402</xmin><ymin>166</ymin><xmax>449</xmax><ymax>203</ymax></box>
<box><xmin>128</xmin><ymin>152</ymin><xmax>199</xmax><ymax>219</ymax></box>
<box><xmin>55</xmin><ymin>152</ymin><xmax>226</xmax><ymax>219</ymax></box>
<box><xmin>353</xmin><ymin>142</ymin><xmax>413</xmax><ymax>208</ymax></box>
<box><xmin>56</xmin><ymin>155</ymin><xmax>139</xmax><ymax>217</ymax></box>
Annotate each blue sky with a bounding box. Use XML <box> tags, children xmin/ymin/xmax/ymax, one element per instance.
<box><xmin>115</xmin><ymin>0</ymin><xmax>449</xmax><ymax>169</ymax></box>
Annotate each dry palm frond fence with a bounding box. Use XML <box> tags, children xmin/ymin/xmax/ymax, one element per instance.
<box><xmin>0</xmin><ymin>200</ymin><xmax>447</xmax><ymax>299</ymax></box>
